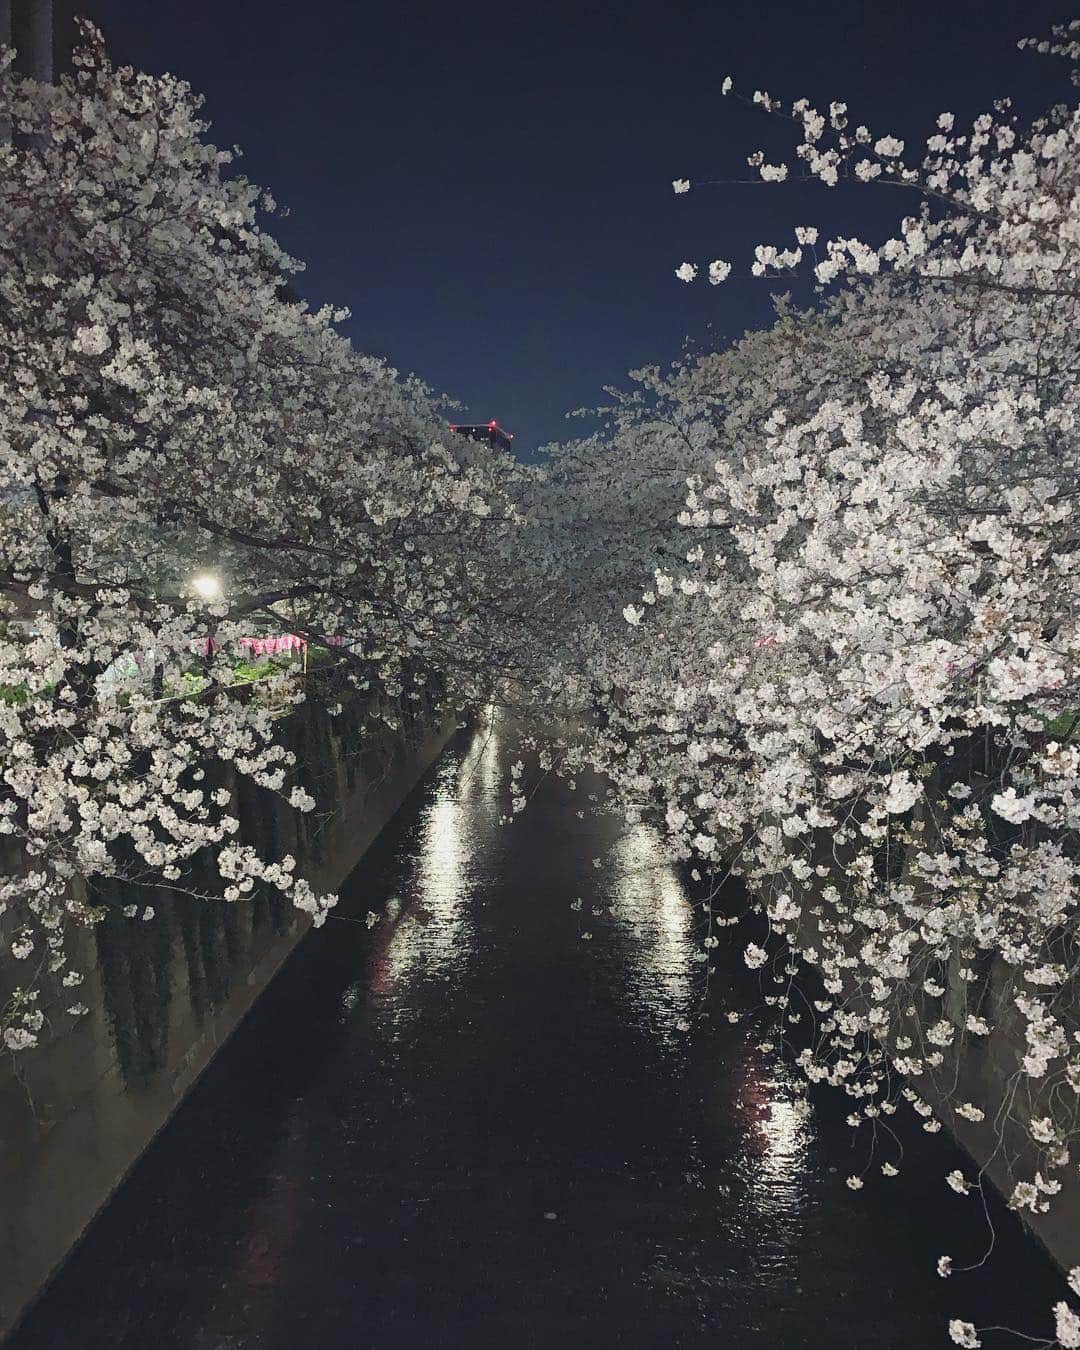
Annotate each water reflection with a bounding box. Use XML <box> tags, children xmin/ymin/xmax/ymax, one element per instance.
<box><xmin>234</xmin><ymin>1107</ymin><xmax>307</xmax><ymax>1293</ymax></box>
<box><xmin>608</xmin><ymin>822</ymin><xmax>697</xmax><ymax>1042</ymax></box>
<box><xmin>757</xmin><ymin>1081</ymin><xmax>812</xmax><ymax>1188</ymax></box>
<box><xmin>368</xmin><ymin>723</ymin><xmax>501</xmax><ymax>1014</ymax></box>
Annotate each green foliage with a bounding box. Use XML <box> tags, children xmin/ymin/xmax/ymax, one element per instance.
<box><xmin>1042</xmin><ymin>708</ymin><xmax>1080</xmax><ymax>739</ymax></box>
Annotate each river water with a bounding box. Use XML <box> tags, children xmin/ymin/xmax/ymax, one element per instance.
<box><xmin>11</xmin><ymin>717</ymin><xmax>1068</xmax><ymax>1348</ymax></box>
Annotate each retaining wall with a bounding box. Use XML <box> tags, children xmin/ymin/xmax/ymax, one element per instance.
<box><xmin>0</xmin><ymin>695</ymin><xmax>457</xmax><ymax>1338</ymax></box>
<box><xmin>712</xmin><ymin>824</ymin><xmax>1080</xmax><ymax>1277</ymax></box>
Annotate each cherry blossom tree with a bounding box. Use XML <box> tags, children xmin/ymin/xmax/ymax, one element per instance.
<box><xmin>531</xmin><ymin>21</ymin><xmax>1080</xmax><ymax>1345</ymax></box>
<box><xmin>0</xmin><ymin>25</ymin><xmax>529</xmax><ymax>1053</ymax></box>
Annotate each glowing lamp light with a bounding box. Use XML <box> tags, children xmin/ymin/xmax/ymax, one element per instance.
<box><xmin>190</xmin><ymin>572</ymin><xmax>222</xmax><ymax>601</ymax></box>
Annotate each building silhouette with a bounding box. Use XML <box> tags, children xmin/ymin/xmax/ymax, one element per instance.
<box><xmin>449</xmin><ymin>420</ymin><xmax>514</xmax><ymax>454</ymax></box>
<box><xmin>1</xmin><ymin>0</ymin><xmax>80</xmax><ymax>81</ymax></box>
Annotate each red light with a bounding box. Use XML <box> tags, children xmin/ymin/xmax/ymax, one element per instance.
<box><xmin>488</xmin><ymin>420</ymin><xmax>496</xmax><ymax>429</ymax></box>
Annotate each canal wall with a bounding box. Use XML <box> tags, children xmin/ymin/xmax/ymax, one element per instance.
<box><xmin>0</xmin><ymin>693</ymin><xmax>457</xmax><ymax>1340</ymax></box>
<box><xmin>710</xmin><ymin>845</ymin><xmax>1080</xmax><ymax>1277</ymax></box>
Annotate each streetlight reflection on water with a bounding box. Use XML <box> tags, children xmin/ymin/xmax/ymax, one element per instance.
<box><xmin>364</xmin><ymin>719</ymin><xmax>502</xmax><ymax>1008</ymax></box>
<box><xmin>605</xmin><ymin>814</ymin><xmax>813</xmax><ymax>1217</ymax></box>
<box><xmin>354</xmin><ymin>713</ymin><xmax>812</xmax><ymax>1210</ymax></box>
<box><xmin>754</xmin><ymin>1068</ymin><xmax>813</xmax><ymax>1190</ymax></box>
<box><xmin>609</xmin><ymin>822</ymin><xmax>698</xmax><ymax>1043</ymax></box>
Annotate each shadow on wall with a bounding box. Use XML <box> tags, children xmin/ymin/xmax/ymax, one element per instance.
<box><xmin>84</xmin><ymin>691</ymin><xmax>429</xmax><ymax>1091</ymax></box>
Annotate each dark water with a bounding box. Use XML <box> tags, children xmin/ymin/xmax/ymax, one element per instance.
<box><xmin>11</xmin><ymin>717</ymin><xmax>1069</xmax><ymax>1349</ymax></box>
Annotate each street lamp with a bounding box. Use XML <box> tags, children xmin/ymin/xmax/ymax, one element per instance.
<box><xmin>188</xmin><ymin>572</ymin><xmax>223</xmax><ymax>675</ymax></box>
<box><xmin>189</xmin><ymin>572</ymin><xmax>222</xmax><ymax>602</ymax></box>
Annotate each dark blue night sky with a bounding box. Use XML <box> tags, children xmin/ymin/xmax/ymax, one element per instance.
<box><xmin>90</xmin><ymin>0</ymin><xmax>1073</xmax><ymax>455</ymax></box>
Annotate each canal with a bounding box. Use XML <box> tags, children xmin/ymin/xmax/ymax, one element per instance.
<box><xmin>10</xmin><ymin>717</ymin><xmax>1067</xmax><ymax>1348</ymax></box>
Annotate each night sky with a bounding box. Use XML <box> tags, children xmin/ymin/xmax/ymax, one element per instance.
<box><xmin>88</xmin><ymin>0</ymin><xmax>1073</xmax><ymax>456</ymax></box>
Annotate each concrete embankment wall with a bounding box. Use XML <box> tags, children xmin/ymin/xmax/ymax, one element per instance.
<box><xmin>928</xmin><ymin>952</ymin><xmax>1080</xmax><ymax>1273</ymax></box>
<box><xmin>714</xmin><ymin>847</ymin><xmax>1080</xmax><ymax>1277</ymax></box>
<box><xmin>0</xmin><ymin>696</ymin><xmax>457</xmax><ymax>1339</ymax></box>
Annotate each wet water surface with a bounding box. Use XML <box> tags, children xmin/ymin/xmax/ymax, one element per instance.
<box><xmin>12</xmin><ymin>719</ymin><xmax>1068</xmax><ymax>1348</ymax></box>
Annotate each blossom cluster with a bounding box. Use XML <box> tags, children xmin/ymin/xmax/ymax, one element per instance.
<box><xmin>0</xmin><ymin>27</ymin><xmax>530</xmax><ymax>1053</ymax></box>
